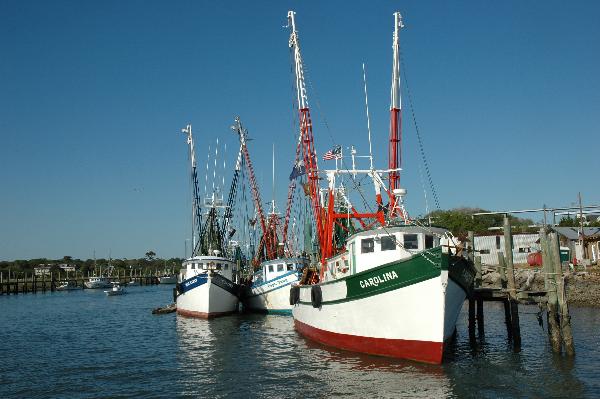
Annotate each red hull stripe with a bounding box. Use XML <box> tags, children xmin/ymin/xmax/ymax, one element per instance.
<box><xmin>294</xmin><ymin>319</ymin><xmax>444</xmax><ymax>364</ymax></box>
<box><xmin>177</xmin><ymin>308</ymin><xmax>237</xmax><ymax>319</ymax></box>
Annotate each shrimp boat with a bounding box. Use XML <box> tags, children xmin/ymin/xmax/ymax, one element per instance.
<box><xmin>286</xmin><ymin>11</ymin><xmax>475</xmax><ymax>364</ymax></box>
<box><xmin>230</xmin><ymin>118</ymin><xmax>309</xmax><ymax>314</ymax></box>
<box><xmin>244</xmin><ymin>257</ymin><xmax>308</xmax><ymax>314</ymax></box>
<box><xmin>174</xmin><ymin>124</ymin><xmax>242</xmax><ymax>319</ymax></box>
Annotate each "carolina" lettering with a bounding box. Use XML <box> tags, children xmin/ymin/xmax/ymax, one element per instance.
<box><xmin>359</xmin><ymin>270</ymin><xmax>399</xmax><ymax>289</ymax></box>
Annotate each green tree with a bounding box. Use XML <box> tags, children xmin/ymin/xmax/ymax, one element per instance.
<box><xmin>145</xmin><ymin>251</ymin><xmax>156</xmax><ymax>261</ymax></box>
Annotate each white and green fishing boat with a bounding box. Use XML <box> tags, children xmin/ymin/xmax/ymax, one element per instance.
<box><xmin>286</xmin><ymin>10</ymin><xmax>475</xmax><ymax>364</ymax></box>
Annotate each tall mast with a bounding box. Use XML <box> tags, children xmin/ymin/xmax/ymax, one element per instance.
<box><xmin>182</xmin><ymin>124</ymin><xmax>203</xmax><ymax>256</ymax></box>
<box><xmin>233</xmin><ymin>117</ymin><xmax>277</xmax><ymax>261</ymax></box>
<box><xmin>288</xmin><ymin>10</ymin><xmax>324</xmax><ymax>262</ymax></box>
<box><xmin>388</xmin><ymin>12</ymin><xmax>404</xmax><ymax>217</ymax></box>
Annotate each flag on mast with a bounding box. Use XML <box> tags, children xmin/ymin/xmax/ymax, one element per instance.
<box><xmin>289</xmin><ymin>160</ymin><xmax>306</xmax><ymax>180</ymax></box>
<box><xmin>322</xmin><ymin>145</ymin><xmax>341</xmax><ymax>160</ymax></box>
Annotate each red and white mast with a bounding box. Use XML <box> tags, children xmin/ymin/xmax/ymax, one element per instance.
<box><xmin>288</xmin><ymin>11</ymin><xmax>325</xmax><ymax>261</ymax></box>
<box><xmin>388</xmin><ymin>12</ymin><xmax>406</xmax><ymax>219</ymax></box>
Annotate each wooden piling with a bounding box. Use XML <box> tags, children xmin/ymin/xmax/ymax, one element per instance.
<box><xmin>474</xmin><ymin>256</ymin><xmax>484</xmax><ymax>337</ymax></box>
<box><xmin>541</xmin><ymin>228</ymin><xmax>561</xmax><ymax>353</ymax></box>
<box><xmin>549</xmin><ymin>231</ymin><xmax>575</xmax><ymax>356</ymax></box>
<box><xmin>468</xmin><ymin>297</ymin><xmax>476</xmax><ymax>344</ymax></box>
<box><xmin>503</xmin><ymin>215</ymin><xmax>521</xmax><ymax>350</ymax></box>
<box><xmin>497</xmin><ymin>251</ymin><xmax>512</xmax><ymax>340</ymax></box>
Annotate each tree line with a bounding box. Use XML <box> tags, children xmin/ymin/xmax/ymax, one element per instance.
<box><xmin>0</xmin><ymin>252</ymin><xmax>183</xmax><ymax>275</ymax></box>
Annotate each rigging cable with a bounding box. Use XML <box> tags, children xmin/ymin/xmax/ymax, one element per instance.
<box><xmin>401</xmin><ymin>56</ymin><xmax>441</xmax><ymax>210</ymax></box>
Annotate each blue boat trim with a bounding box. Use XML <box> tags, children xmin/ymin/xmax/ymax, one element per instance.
<box><xmin>245</xmin><ymin>307</ymin><xmax>292</xmax><ymax>315</ymax></box>
<box><xmin>211</xmin><ymin>273</ymin><xmax>241</xmax><ymax>297</ymax></box>
<box><xmin>246</xmin><ymin>279</ymin><xmax>297</xmax><ymax>298</ymax></box>
<box><xmin>251</xmin><ymin>270</ymin><xmax>300</xmax><ymax>289</ymax></box>
<box><xmin>179</xmin><ymin>274</ymin><xmax>208</xmax><ymax>294</ymax></box>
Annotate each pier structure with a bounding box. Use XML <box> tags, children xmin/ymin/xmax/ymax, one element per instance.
<box><xmin>0</xmin><ymin>270</ymin><xmax>160</xmax><ymax>295</ymax></box>
<box><xmin>467</xmin><ymin>213</ymin><xmax>575</xmax><ymax>357</ymax></box>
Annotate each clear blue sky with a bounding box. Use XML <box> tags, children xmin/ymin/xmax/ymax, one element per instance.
<box><xmin>1</xmin><ymin>1</ymin><xmax>599</xmax><ymax>261</ymax></box>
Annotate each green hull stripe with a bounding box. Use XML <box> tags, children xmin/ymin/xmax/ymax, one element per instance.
<box><xmin>299</xmin><ymin>248</ymin><xmax>446</xmax><ymax>306</ymax></box>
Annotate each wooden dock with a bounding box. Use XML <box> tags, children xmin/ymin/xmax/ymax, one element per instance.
<box><xmin>466</xmin><ymin>216</ymin><xmax>575</xmax><ymax>356</ymax></box>
<box><xmin>0</xmin><ymin>271</ymin><xmax>160</xmax><ymax>295</ymax></box>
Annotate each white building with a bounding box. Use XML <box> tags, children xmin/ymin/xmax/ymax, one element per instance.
<box><xmin>474</xmin><ymin>234</ymin><xmax>539</xmax><ymax>266</ymax></box>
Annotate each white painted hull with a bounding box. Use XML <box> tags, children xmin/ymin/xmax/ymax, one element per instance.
<box><xmin>244</xmin><ymin>271</ymin><xmax>300</xmax><ymax>314</ymax></box>
<box><xmin>177</xmin><ymin>275</ymin><xmax>239</xmax><ymax>318</ymax></box>
<box><xmin>292</xmin><ymin>269</ymin><xmax>468</xmax><ymax>364</ymax></box>
<box><xmin>84</xmin><ymin>280</ymin><xmax>112</xmax><ymax>289</ymax></box>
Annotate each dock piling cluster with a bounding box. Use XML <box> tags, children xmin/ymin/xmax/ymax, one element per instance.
<box><xmin>468</xmin><ymin>215</ymin><xmax>575</xmax><ymax>357</ymax></box>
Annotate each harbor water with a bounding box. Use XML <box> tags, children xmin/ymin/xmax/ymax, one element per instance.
<box><xmin>1</xmin><ymin>285</ymin><xmax>599</xmax><ymax>398</ymax></box>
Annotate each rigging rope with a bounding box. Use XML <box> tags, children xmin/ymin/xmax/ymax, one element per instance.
<box><xmin>401</xmin><ymin>56</ymin><xmax>440</xmax><ymax>210</ymax></box>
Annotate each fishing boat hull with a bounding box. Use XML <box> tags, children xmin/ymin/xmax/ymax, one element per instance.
<box><xmin>84</xmin><ymin>279</ymin><xmax>113</xmax><ymax>289</ymax></box>
<box><xmin>243</xmin><ymin>271</ymin><xmax>301</xmax><ymax>314</ymax></box>
<box><xmin>176</xmin><ymin>273</ymin><xmax>240</xmax><ymax>319</ymax></box>
<box><xmin>291</xmin><ymin>248</ymin><xmax>474</xmax><ymax>364</ymax></box>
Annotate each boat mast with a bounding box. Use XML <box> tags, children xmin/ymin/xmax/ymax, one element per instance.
<box><xmin>182</xmin><ymin>124</ymin><xmax>203</xmax><ymax>256</ymax></box>
<box><xmin>388</xmin><ymin>12</ymin><xmax>404</xmax><ymax>218</ymax></box>
<box><xmin>288</xmin><ymin>10</ymin><xmax>324</xmax><ymax>262</ymax></box>
<box><xmin>233</xmin><ymin>117</ymin><xmax>278</xmax><ymax>262</ymax></box>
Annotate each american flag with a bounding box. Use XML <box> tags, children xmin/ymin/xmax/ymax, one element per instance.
<box><xmin>322</xmin><ymin>145</ymin><xmax>342</xmax><ymax>160</ymax></box>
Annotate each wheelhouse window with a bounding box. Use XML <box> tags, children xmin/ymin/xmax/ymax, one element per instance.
<box><xmin>425</xmin><ymin>235</ymin><xmax>434</xmax><ymax>249</ymax></box>
<box><xmin>381</xmin><ymin>236</ymin><xmax>396</xmax><ymax>251</ymax></box>
<box><xmin>216</xmin><ymin>263</ymin><xmax>222</xmax><ymax>270</ymax></box>
<box><xmin>277</xmin><ymin>264</ymin><xmax>284</xmax><ymax>272</ymax></box>
<box><xmin>287</xmin><ymin>264</ymin><xmax>294</xmax><ymax>271</ymax></box>
<box><xmin>190</xmin><ymin>263</ymin><xmax>195</xmax><ymax>269</ymax></box>
<box><xmin>361</xmin><ymin>238</ymin><xmax>375</xmax><ymax>253</ymax></box>
<box><xmin>224</xmin><ymin>264</ymin><xmax>229</xmax><ymax>270</ymax></box>
<box><xmin>404</xmin><ymin>234</ymin><xmax>419</xmax><ymax>250</ymax></box>
<box><xmin>268</xmin><ymin>265</ymin><xmax>274</xmax><ymax>272</ymax></box>
<box><xmin>200</xmin><ymin>263</ymin><xmax>206</xmax><ymax>270</ymax></box>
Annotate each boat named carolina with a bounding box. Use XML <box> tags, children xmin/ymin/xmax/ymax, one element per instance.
<box><xmin>286</xmin><ymin>10</ymin><xmax>475</xmax><ymax>364</ymax></box>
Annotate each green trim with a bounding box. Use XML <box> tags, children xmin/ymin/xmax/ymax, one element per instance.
<box><xmin>299</xmin><ymin>247</ymin><xmax>443</xmax><ymax>305</ymax></box>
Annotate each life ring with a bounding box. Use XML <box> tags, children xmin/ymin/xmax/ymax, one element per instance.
<box><xmin>289</xmin><ymin>285</ymin><xmax>300</xmax><ymax>305</ymax></box>
<box><xmin>311</xmin><ymin>285</ymin><xmax>322</xmax><ymax>308</ymax></box>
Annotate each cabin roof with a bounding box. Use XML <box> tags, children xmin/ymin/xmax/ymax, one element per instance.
<box><xmin>259</xmin><ymin>257</ymin><xmax>308</xmax><ymax>266</ymax></box>
<box><xmin>347</xmin><ymin>225</ymin><xmax>448</xmax><ymax>241</ymax></box>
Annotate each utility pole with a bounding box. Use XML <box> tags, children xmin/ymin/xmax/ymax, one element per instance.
<box><xmin>579</xmin><ymin>192</ymin><xmax>586</xmax><ymax>260</ymax></box>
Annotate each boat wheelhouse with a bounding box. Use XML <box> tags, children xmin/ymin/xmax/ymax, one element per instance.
<box><xmin>243</xmin><ymin>257</ymin><xmax>308</xmax><ymax>314</ymax></box>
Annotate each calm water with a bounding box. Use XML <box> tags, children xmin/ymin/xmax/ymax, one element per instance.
<box><xmin>1</xmin><ymin>285</ymin><xmax>599</xmax><ymax>398</ymax></box>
